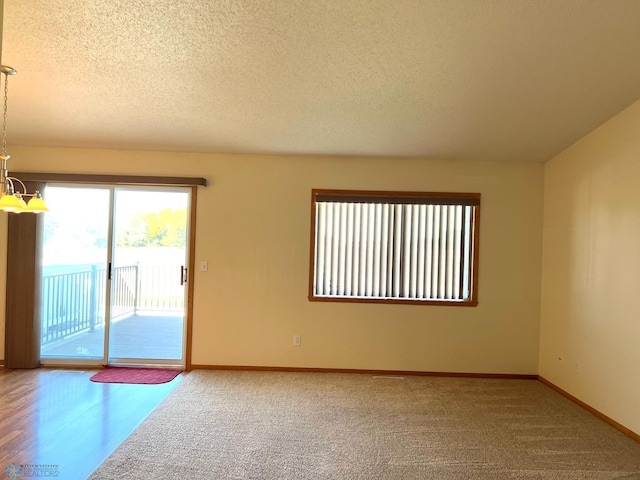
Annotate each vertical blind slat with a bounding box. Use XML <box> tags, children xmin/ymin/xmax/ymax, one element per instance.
<box><xmin>431</xmin><ymin>206</ymin><xmax>440</xmax><ymax>298</ymax></box>
<box><xmin>331</xmin><ymin>203</ymin><xmax>340</xmax><ymax>295</ymax></box>
<box><xmin>324</xmin><ymin>203</ymin><xmax>333</xmax><ymax>294</ymax></box>
<box><xmin>366</xmin><ymin>204</ymin><xmax>375</xmax><ymax>296</ymax></box>
<box><xmin>316</xmin><ymin>204</ymin><xmax>323</xmax><ymax>294</ymax></box>
<box><xmin>337</xmin><ymin>203</ymin><xmax>347</xmax><ymax>295</ymax></box>
<box><xmin>410</xmin><ymin>204</ymin><xmax>419</xmax><ymax>298</ymax></box>
<box><xmin>425</xmin><ymin>205</ymin><xmax>433</xmax><ymax>298</ymax></box>
<box><xmin>359</xmin><ymin>204</ymin><xmax>368</xmax><ymax>296</ymax></box>
<box><xmin>394</xmin><ymin>205</ymin><xmax>403</xmax><ymax>298</ymax></box>
<box><xmin>387</xmin><ymin>205</ymin><xmax>395</xmax><ymax>297</ymax></box>
<box><xmin>446</xmin><ymin>205</ymin><xmax>455</xmax><ymax>299</ymax></box>
<box><xmin>380</xmin><ymin>204</ymin><xmax>389</xmax><ymax>297</ymax></box>
<box><xmin>463</xmin><ymin>206</ymin><xmax>471</xmax><ymax>299</ymax></box>
<box><xmin>439</xmin><ymin>205</ymin><xmax>448</xmax><ymax>299</ymax></box>
<box><xmin>345</xmin><ymin>203</ymin><xmax>354</xmax><ymax>296</ymax></box>
<box><xmin>417</xmin><ymin>205</ymin><xmax>426</xmax><ymax>299</ymax></box>
<box><xmin>352</xmin><ymin>204</ymin><xmax>361</xmax><ymax>296</ymax></box>
<box><xmin>402</xmin><ymin>204</ymin><xmax>411</xmax><ymax>298</ymax></box>
<box><xmin>453</xmin><ymin>205</ymin><xmax>462</xmax><ymax>300</ymax></box>
<box><xmin>373</xmin><ymin>204</ymin><xmax>382</xmax><ymax>297</ymax></box>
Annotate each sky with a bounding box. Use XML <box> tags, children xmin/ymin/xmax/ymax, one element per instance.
<box><xmin>42</xmin><ymin>186</ymin><xmax>189</xmax><ymax>267</ymax></box>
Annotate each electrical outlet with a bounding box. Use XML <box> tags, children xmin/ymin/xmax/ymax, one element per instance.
<box><xmin>293</xmin><ymin>335</ymin><xmax>301</xmax><ymax>346</ymax></box>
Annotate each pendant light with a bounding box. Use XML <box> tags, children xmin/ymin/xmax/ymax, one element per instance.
<box><xmin>0</xmin><ymin>65</ymin><xmax>48</xmax><ymax>213</ymax></box>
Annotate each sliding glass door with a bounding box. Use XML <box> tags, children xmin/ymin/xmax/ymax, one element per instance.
<box><xmin>108</xmin><ymin>188</ymin><xmax>188</xmax><ymax>363</ymax></box>
<box><xmin>40</xmin><ymin>185</ymin><xmax>190</xmax><ymax>367</ymax></box>
<box><xmin>39</xmin><ymin>186</ymin><xmax>111</xmax><ymax>361</ymax></box>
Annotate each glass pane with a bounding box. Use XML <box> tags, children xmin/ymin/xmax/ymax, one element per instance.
<box><xmin>109</xmin><ymin>188</ymin><xmax>188</xmax><ymax>361</ymax></box>
<box><xmin>40</xmin><ymin>187</ymin><xmax>110</xmax><ymax>360</ymax></box>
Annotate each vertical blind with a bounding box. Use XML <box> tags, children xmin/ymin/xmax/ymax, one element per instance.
<box><xmin>310</xmin><ymin>192</ymin><xmax>480</xmax><ymax>303</ymax></box>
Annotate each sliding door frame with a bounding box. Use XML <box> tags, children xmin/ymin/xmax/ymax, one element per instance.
<box><xmin>107</xmin><ymin>185</ymin><xmax>192</xmax><ymax>367</ymax></box>
<box><xmin>6</xmin><ymin>173</ymin><xmax>206</xmax><ymax>370</ymax></box>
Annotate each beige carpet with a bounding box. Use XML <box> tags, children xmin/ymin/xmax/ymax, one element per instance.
<box><xmin>89</xmin><ymin>370</ymin><xmax>640</xmax><ymax>479</ymax></box>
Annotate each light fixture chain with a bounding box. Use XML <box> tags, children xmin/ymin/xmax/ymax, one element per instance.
<box><xmin>0</xmin><ymin>66</ymin><xmax>47</xmax><ymax>213</ymax></box>
<box><xmin>1</xmin><ymin>71</ymin><xmax>7</xmax><ymax>157</ymax></box>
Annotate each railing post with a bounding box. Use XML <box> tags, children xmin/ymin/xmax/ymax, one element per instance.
<box><xmin>134</xmin><ymin>262</ymin><xmax>140</xmax><ymax>316</ymax></box>
<box><xmin>89</xmin><ymin>264</ymin><xmax>98</xmax><ymax>331</ymax></box>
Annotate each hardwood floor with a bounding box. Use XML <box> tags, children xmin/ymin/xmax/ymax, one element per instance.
<box><xmin>0</xmin><ymin>367</ymin><xmax>181</xmax><ymax>480</ymax></box>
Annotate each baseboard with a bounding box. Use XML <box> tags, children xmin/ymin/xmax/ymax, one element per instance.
<box><xmin>538</xmin><ymin>376</ymin><xmax>640</xmax><ymax>444</ymax></box>
<box><xmin>190</xmin><ymin>364</ymin><xmax>537</xmax><ymax>380</ymax></box>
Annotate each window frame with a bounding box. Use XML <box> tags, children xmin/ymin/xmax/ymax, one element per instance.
<box><xmin>308</xmin><ymin>189</ymin><xmax>481</xmax><ymax>306</ymax></box>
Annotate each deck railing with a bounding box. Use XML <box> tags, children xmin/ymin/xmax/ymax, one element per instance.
<box><xmin>41</xmin><ymin>264</ymin><xmax>184</xmax><ymax>346</ymax></box>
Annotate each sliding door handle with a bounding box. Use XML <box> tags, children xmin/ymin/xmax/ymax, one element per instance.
<box><xmin>180</xmin><ymin>266</ymin><xmax>187</xmax><ymax>285</ymax></box>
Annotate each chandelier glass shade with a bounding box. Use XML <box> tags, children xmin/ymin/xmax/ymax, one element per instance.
<box><xmin>0</xmin><ymin>65</ymin><xmax>48</xmax><ymax>213</ymax></box>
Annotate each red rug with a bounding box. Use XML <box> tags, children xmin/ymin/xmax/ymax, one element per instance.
<box><xmin>90</xmin><ymin>367</ymin><xmax>182</xmax><ymax>384</ymax></box>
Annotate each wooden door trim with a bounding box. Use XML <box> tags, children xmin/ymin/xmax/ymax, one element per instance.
<box><xmin>184</xmin><ymin>186</ymin><xmax>198</xmax><ymax>370</ymax></box>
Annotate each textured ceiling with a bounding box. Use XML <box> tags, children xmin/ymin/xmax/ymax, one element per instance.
<box><xmin>2</xmin><ymin>0</ymin><xmax>640</xmax><ymax>162</ymax></box>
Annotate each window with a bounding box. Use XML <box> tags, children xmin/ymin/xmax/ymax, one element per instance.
<box><xmin>309</xmin><ymin>189</ymin><xmax>480</xmax><ymax>306</ymax></box>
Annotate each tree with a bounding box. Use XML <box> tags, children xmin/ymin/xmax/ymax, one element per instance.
<box><xmin>116</xmin><ymin>208</ymin><xmax>187</xmax><ymax>247</ymax></box>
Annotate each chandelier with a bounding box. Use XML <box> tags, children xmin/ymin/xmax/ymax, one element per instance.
<box><xmin>0</xmin><ymin>65</ymin><xmax>48</xmax><ymax>213</ymax></box>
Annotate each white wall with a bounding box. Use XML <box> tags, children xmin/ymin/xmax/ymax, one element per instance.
<box><xmin>0</xmin><ymin>147</ymin><xmax>544</xmax><ymax>374</ymax></box>
<box><xmin>540</xmin><ymin>100</ymin><xmax>640</xmax><ymax>435</ymax></box>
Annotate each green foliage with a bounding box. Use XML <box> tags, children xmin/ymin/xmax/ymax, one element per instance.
<box><xmin>116</xmin><ymin>208</ymin><xmax>187</xmax><ymax>247</ymax></box>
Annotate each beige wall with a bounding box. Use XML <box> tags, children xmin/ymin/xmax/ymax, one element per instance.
<box><xmin>0</xmin><ymin>147</ymin><xmax>544</xmax><ymax>373</ymax></box>
<box><xmin>540</xmin><ymin>100</ymin><xmax>640</xmax><ymax>435</ymax></box>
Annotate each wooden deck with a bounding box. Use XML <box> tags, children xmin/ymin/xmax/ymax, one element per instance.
<box><xmin>41</xmin><ymin>313</ymin><xmax>184</xmax><ymax>362</ymax></box>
